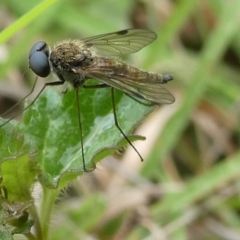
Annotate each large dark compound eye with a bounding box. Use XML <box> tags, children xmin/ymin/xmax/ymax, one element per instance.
<box><xmin>29</xmin><ymin>41</ymin><xmax>51</xmax><ymax>78</ymax></box>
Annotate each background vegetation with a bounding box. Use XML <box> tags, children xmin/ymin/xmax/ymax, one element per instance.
<box><xmin>0</xmin><ymin>0</ymin><xmax>240</xmax><ymax>239</ymax></box>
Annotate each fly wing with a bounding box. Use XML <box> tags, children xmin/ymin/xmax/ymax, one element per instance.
<box><xmin>80</xmin><ymin>29</ymin><xmax>157</xmax><ymax>56</ymax></box>
<box><xmin>73</xmin><ymin>67</ymin><xmax>175</xmax><ymax>104</ymax></box>
<box><xmin>99</xmin><ymin>76</ymin><xmax>175</xmax><ymax>104</ymax></box>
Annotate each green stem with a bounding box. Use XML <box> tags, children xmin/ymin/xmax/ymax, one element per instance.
<box><xmin>30</xmin><ymin>202</ymin><xmax>43</xmax><ymax>240</ymax></box>
<box><xmin>40</xmin><ymin>187</ymin><xmax>59</xmax><ymax>240</ymax></box>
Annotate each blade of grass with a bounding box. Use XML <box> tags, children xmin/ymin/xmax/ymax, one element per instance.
<box><xmin>153</xmin><ymin>151</ymin><xmax>240</xmax><ymax>214</ymax></box>
<box><xmin>144</xmin><ymin>0</ymin><xmax>197</xmax><ymax>67</ymax></box>
<box><xmin>0</xmin><ymin>0</ymin><xmax>60</xmax><ymax>45</ymax></box>
<box><xmin>141</xmin><ymin>1</ymin><xmax>240</xmax><ymax>179</ymax></box>
<box><xmin>149</xmin><ymin>152</ymin><xmax>240</xmax><ymax>239</ymax></box>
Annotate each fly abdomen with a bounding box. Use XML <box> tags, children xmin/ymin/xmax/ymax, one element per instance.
<box><xmin>148</xmin><ymin>72</ymin><xmax>174</xmax><ymax>84</ymax></box>
<box><xmin>114</xmin><ymin>61</ymin><xmax>173</xmax><ymax>84</ymax></box>
<box><xmin>95</xmin><ymin>58</ymin><xmax>174</xmax><ymax>84</ymax></box>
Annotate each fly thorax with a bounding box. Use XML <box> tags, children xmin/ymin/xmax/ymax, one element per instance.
<box><xmin>50</xmin><ymin>41</ymin><xmax>85</xmax><ymax>72</ymax></box>
<box><xmin>49</xmin><ymin>41</ymin><xmax>91</xmax><ymax>86</ymax></box>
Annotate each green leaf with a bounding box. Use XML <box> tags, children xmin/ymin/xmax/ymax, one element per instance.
<box><xmin>0</xmin><ymin>122</ymin><xmax>39</xmax><ymax>202</ymax></box>
<box><xmin>0</xmin><ymin>228</ymin><xmax>13</xmax><ymax>240</ymax></box>
<box><xmin>22</xmin><ymin>83</ymin><xmax>152</xmax><ymax>188</ymax></box>
<box><xmin>11</xmin><ymin>219</ymin><xmax>35</xmax><ymax>235</ymax></box>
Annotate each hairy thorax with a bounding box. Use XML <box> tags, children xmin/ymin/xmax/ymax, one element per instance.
<box><xmin>49</xmin><ymin>40</ymin><xmax>95</xmax><ymax>86</ymax></box>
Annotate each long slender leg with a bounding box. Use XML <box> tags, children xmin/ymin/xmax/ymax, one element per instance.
<box><xmin>111</xmin><ymin>87</ymin><xmax>143</xmax><ymax>161</ymax></box>
<box><xmin>0</xmin><ymin>80</ymin><xmax>64</xmax><ymax>127</ymax></box>
<box><xmin>77</xmin><ymin>84</ymin><xmax>109</xmax><ymax>171</ymax></box>
<box><xmin>75</xmin><ymin>83</ymin><xmax>110</xmax><ymax>171</ymax></box>
<box><xmin>74</xmin><ymin>88</ymin><xmax>88</xmax><ymax>172</ymax></box>
<box><xmin>78</xmin><ymin>84</ymin><xmax>144</xmax><ymax>170</ymax></box>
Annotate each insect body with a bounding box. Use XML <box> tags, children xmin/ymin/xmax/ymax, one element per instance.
<box><xmin>29</xmin><ymin>29</ymin><xmax>174</xmax><ymax>104</ymax></box>
<box><xmin>28</xmin><ymin>29</ymin><xmax>175</xmax><ymax>171</ymax></box>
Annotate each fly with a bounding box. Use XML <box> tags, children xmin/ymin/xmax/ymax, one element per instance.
<box><xmin>2</xmin><ymin>29</ymin><xmax>175</xmax><ymax>172</ymax></box>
